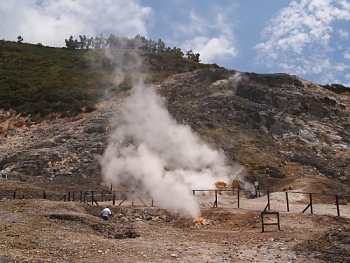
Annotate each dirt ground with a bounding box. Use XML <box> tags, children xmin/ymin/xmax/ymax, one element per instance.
<box><xmin>1</xmin><ymin>180</ymin><xmax>350</xmax><ymax>263</ymax></box>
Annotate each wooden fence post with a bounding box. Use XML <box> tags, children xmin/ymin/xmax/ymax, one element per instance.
<box><xmin>213</xmin><ymin>190</ymin><xmax>218</xmax><ymax>208</ymax></box>
<box><xmin>302</xmin><ymin>193</ymin><xmax>313</xmax><ymax>214</ymax></box>
<box><xmin>309</xmin><ymin>193</ymin><xmax>313</xmax><ymax>214</ymax></box>
<box><xmin>335</xmin><ymin>195</ymin><xmax>340</xmax><ymax>217</ymax></box>
<box><xmin>286</xmin><ymin>192</ymin><xmax>289</xmax><ymax>212</ymax></box>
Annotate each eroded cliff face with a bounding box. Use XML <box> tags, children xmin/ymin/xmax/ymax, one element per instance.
<box><xmin>157</xmin><ymin>68</ymin><xmax>350</xmax><ymax>192</ymax></box>
<box><xmin>0</xmin><ymin>67</ymin><xmax>349</xmax><ymax>194</ymax></box>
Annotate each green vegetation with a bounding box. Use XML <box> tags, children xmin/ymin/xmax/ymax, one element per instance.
<box><xmin>64</xmin><ymin>33</ymin><xmax>189</xmax><ymax>58</ymax></box>
<box><xmin>0</xmin><ymin>40</ymin><xmax>210</xmax><ymax>122</ymax></box>
<box><xmin>321</xmin><ymin>83</ymin><xmax>350</xmax><ymax>94</ymax></box>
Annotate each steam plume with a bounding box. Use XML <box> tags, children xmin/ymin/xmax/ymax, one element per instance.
<box><xmin>100</xmin><ymin>78</ymin><xmax>244</xmax><ymax>219</ymax></box>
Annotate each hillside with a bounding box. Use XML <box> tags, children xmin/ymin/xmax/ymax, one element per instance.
<box><xmin>157</xmin><ymin>69</ymin><xmax>350</xmax><ymax>193</ymax></box>
<box><xmin>0</xmin><ymin>41</ymin><xmax>211</xmax><ymax>123</ymax></box>
<box><xmin>0</xmin><ymin>40</ymin><xmax>350</xmax><ymax>196</ymax></box>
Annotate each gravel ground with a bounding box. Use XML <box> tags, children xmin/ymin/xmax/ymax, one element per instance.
<box><xmin>1</xmin><ymin>190</ymin><xmax>350</xmax><ymax>263</ymax></box>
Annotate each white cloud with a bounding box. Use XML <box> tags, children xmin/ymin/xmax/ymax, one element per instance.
<box><xmin>182</xmin><ymin>35</ymin><xmax>237</xmax><ymax>63</ymax></box>
<box><xmin>344</xmin><ymin>49</ymin><xmax>350</xmax><ymax>59</ymax></box>
<box><xmin>173</xmin><ymin>5</ymin><xmax>238</xmax><ymax>64</ymax></box>
<box><xmin>0</xmin><ymin>0</ymin><xmax>152</xmax><ymax>47</ymax></box>
<box><xmin>338</xmin><ymin>29</ymin><xmax>349</xmax><ymax>39</ymax></box>
<box><xmin>174</xmin><ymin>11</ymin><xmax>208</xmax><ymax>36</ymax></box>
<box><xmin>334</xmin><ymin>62</ymin><xmax>349</xmax><ymax>71</ymax></box>
<box><xmin>254</xmin><ymin>0</ymin><xmax>350</xmax><ymax>83</ymax></box>
<box><xmin>280</xmin><ymin>55</ymin><xmax>332</xmax><ymax>75</ymax></box>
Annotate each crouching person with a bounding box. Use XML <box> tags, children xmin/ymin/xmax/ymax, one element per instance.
<box><xmin>101</xmin><ymin>206</ymin><xmax>112</xmax><ymax>220</ymax></box>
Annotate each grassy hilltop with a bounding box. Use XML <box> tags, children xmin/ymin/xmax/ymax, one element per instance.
<box><xmin>0</xmin><ymin>40</ymin><xmax>212</xmax><ymax>122</ymax></box>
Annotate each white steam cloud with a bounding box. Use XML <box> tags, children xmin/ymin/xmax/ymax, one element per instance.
<box><xmin>100</xmin><ymin>78</ymin><xmax>244</xmax><ymax>219</ymax></box>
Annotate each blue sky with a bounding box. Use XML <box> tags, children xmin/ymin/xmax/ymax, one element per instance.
<box><xmin>1</xmin><ymin>0</ymin><xmax>349</xmax><ymax>86</ymax></box>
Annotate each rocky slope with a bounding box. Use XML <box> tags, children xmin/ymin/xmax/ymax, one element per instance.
<box><xmin>0</xmin><ymin>99</ymin><xmax>122</xmax><ymax>191</ymax></box>
<box><xmin>1</xmin><ymin>67</ymin><xmax>350</xmax><ymax>195</ymax></box>
<box><xmin>157</xmin><ymin>68</ymin><xmax>350</xmax><ymax>193</ymax></box>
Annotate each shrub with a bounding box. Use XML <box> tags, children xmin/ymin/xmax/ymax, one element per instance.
<box><xmin>85</xmin><ymin>105</ymin><xmax>97</xmax><ymax>113</ymax></box>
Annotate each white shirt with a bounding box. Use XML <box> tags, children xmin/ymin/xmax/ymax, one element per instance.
<box><xmin>101</xmin><ymin>207</ymin><xmax>111</xmax><ymax>217</ymax></box>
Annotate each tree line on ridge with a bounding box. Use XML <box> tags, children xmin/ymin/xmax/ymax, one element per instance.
<box><xmin>64</xmin><ymin>33</ymin><xmax>201</xmax><ymax>62</ymax></box>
